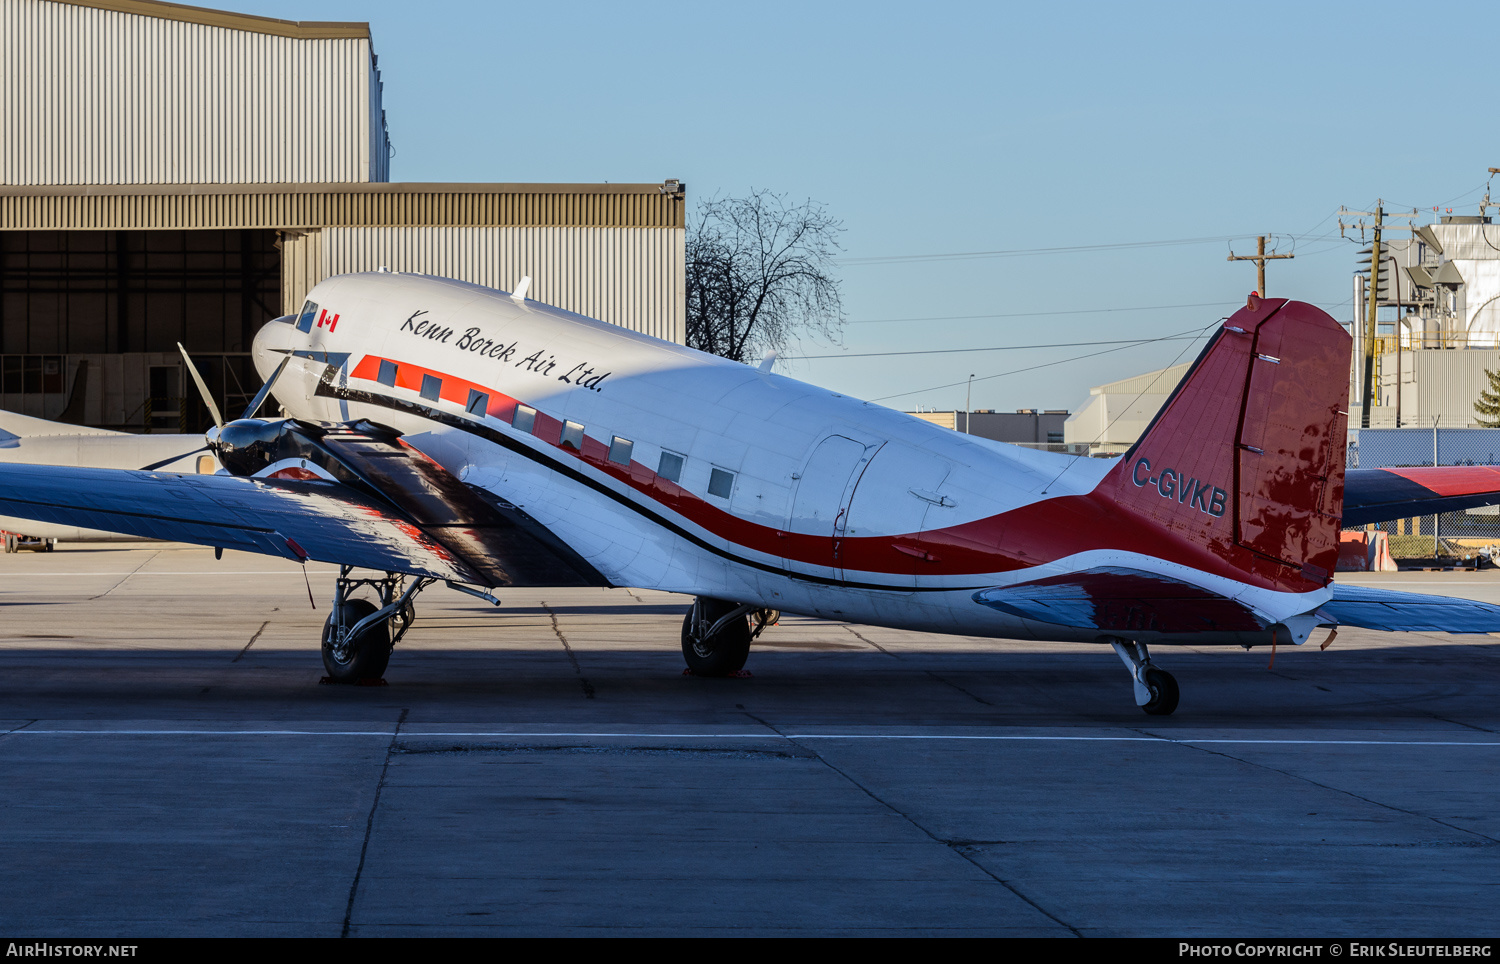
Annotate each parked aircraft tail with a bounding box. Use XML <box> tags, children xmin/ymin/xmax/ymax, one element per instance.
<box><xmin>1094</xmin><ymin>297</ymin><xmax>1352</xmax><ymax>590</ymax></box>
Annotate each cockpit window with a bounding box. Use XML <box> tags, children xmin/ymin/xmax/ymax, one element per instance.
<box><xmin>297</xmin><ymin>301</ymin><xmax>318</xmax><ymax>333</ymax></box>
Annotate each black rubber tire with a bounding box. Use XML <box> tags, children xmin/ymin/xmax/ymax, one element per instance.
<box><xmin>321</xmin><ymin>598</ymin><xmax>392</xmax><ymax>682</ymax></box>
<box><xmin>1141</xmin><ymin>666</ymin><xmax>1180</xmax><ymax>716</ymax></box>
<box><xmin>43</xmin><ymin>540</ymin><xmax>54</xmax><ymax>552</ymax></box>
<box><xmin>681</xmin><ymin>598</ymin><xmax>752</xmax><ymax>677</ymax></box>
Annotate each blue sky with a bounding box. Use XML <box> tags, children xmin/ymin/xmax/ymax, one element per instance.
<box><xmin>233</xmin><ymin>0</ymin><xmax>1500</xmax><ymax>413</ymax></box>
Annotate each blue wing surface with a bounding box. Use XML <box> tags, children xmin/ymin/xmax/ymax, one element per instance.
<box><xmin>1343</xmin><ymin>467</ymin><xmax>1500</xmax><ymax>526</ymax></box>
<box><xmin>0</xmin><ymin>462</ymin><xmax>482</xmax><ymax>583</ymax></box>
<box><xmin>1316</xmin><ymin>584</ymin><xmax>1500</xmax><ymax>633</ymax></box>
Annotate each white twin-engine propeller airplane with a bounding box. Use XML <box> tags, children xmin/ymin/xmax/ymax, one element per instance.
<box><xmin>3</xmin><ymin>274</ymin><xmax>1500</xmax><ymax>715</ymax></box>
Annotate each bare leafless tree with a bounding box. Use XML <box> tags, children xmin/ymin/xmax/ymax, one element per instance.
<box><xmin>685</xmin><ymin>190</ymin><xmax>845</xmax><ymax>364</ymax></box>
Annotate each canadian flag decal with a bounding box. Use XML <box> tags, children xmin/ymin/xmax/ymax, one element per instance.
<box><xmin>317</xmin><ymin>309</ymin><xmax>339</xmax><ymax>332</ymax></box>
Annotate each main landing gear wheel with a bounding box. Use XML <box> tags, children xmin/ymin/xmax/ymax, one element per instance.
<box><xmin>3</xmin><ymin>534</ymin><xmax>14</xmax><ymax>553</ymax></box>
<box><xmin>1141</xmin><ymin>666</ymin><xmax>1180</xmax><ymax>716</ymax></box>
<box><xmin>681</xmin><ymin>597</ymin><xmax>753</xmax><ymax>677</ymax></box>
<box><xmin>321</xmin><ymin>597</ymin><xmax>392</xmax><ymax>683</ymax></box>
<box><xmin>1108</xmin><ymin>637</ymin><xmax>1179</xmax><ymax>716</ymax></box>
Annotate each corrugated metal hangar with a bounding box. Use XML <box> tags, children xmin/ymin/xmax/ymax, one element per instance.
<box><xmin>0</xmin><ymin>0</ymin><xmax>685</xmax><ymax>431</ymax></box>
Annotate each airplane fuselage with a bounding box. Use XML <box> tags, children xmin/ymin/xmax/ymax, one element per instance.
<box><xmin>253</xmin><ymin>272</ymin><xmax>1327</xmax><ymax>644</ymax></box>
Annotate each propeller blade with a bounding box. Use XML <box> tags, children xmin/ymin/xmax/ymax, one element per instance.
<box><xmin>241</xmin><ymin>356</ymin><xmax>291</xmax><ymax>420</ymax></box>
<box><xmin>138</xmin><ymin>446</ymin><xmax>210</xmax><ymax>472</ymax></box>
<box><xmin>177</xmin><ymin>343</ymin><xmax>224</xmax><ymax>430</ymax></box>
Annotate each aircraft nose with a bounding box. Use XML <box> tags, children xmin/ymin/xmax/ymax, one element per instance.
<box><xmin>251</xmin><ymin>317</ymin><xmax>300</xmax><ymax>384</ymax></box>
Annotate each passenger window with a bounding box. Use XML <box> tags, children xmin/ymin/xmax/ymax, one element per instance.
<box><xmin>708</xmin><ymin>468</ymin><xmax>735</xmax><ymax>499</ymax></box>
<box><xmin>658</xmin><ymin>451</ymin><xmax>684</xmax><ymax>483</ymax></box>
<box><xmin>561</xmin><ymin>420</ymin><xmax>585</xmax><ymax>450</ymax></box>
<box><xmin>197</xmin><ymin>454</ymin><xmax>217</xmax><ymax>474</ymax></box>
<box><xmin>377</xmin><ymin>360</ymin><xmax>398</xmax><ymax>387</ymax></box>
<box><xmin>513</xmin><ymin>404</ymin><xmax>536</xmax><ymax>434</ymax></box>
<box><xmin>420</xmin><ymin>374</ymin><xmax>442</xmax><ymax>401</ymax></box>
<box><xmin>608</xmin><ymin>437</ymin><xmax>634</xmax><ymax>465</ymax></box>
<box><xmin>466</xmin><ymin>390</ymin><xmax>489</xmax><ymax>416</ymax></box>
<box><xmin>297</xmin><ymin>301</ymin><xmax>318</xmax><ymax>333</ymax></box>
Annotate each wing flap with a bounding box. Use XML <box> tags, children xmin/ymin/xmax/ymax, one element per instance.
<box><xmin>317</xmin><ymin>431</ymin><xmax>606</xmax><ymax>587</ymax></box>
<box><xmin>972</xmin><ymin>566</ymin><xmax>1268</xmax><ymax>633</ymax></box>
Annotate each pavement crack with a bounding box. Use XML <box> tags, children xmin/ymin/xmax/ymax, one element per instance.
<box><xmin>744</xmin><ymin>712</ymin><xmax>1080</xmax><ymax>937</ymax></box>
<box><xmin>89</xmin><ymin>550</ymin><xmax>161</xmax><ymax>600</ymax></box>
<box><xmin>842</xmin><ymin>625</ymin><xmax>994</xmax><ymax>706</ymax></box>
<box><xmin>343</xmin><ymin>707</ymin><xmax>407</xmax><ymax>938</ymax></box>
<box><xmin>0</xmin><ymin>720</ymin><xmax>38</xmax><ymax>739</ymax></box>
<box><xmin>842</xmin><ymin>624</ymin><xmax>894</xmax><ymax>656</ymax></box>
<box><xmin>541</xmin><ymin>601</ymin><xmax>595</xmax><ymax>699</ymax></box>
<box><xmin>232</xmin><ymin>620</ymin><xmax>270</xmax><ymax>663</ymax></box>
<box><xmin>1153</xmin><ymin>733</ymin><xmax>1500</xmax><ymax>847</ymax></box>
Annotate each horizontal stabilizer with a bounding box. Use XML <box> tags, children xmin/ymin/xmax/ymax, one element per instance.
<box><xmin>972</xmin><ymin>566</ymin><xmax>1267</xmax><ymax>633</ymax></box>
<box><xmin>1315</xmin><ymin>584</ymin><xmax>1500</xmax><ymax>633</ymax></box>
<box><xmin>1344</xmin><ymin>466</ymin><xmax>1500</xmax><ymax>526</ymax></box>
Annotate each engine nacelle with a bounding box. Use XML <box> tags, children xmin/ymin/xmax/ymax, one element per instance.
<box><xmin>212</xmin><ymin>419</ymin><xmax>293</xmax><ymax>476</ymax></box>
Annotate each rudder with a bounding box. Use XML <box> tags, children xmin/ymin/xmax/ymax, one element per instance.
<box><xmin>1096</xmin><ymin>297</ymin><xmax>1350</xmax><ymax>592</ymax></box>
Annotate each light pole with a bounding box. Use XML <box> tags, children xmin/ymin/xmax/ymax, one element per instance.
<box><xmin>964</xmin><ymin>374</ymin><xmax>975</xmax><ymax>434</ymax></box>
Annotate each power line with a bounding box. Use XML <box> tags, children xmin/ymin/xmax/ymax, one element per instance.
<box><xmin>845</xmin><ymin>300</ymin><xmax>1239</xmax><ymax>325</ymax></box>
<box><xmin>842</xmin><ymin>297</ymin><xmax>1349</xmax><ymax>327</ymax></box>
<box><xmin>789</xmin><ymin>335</ymin><xmax>1203</xmax><ymax>361</ymax></box>
<box><xmin>837</xmin><ymin>234</ymin><xmax>1253</xmax><ymax>266</ymax></box>
<box><xmin>869</xmin><ymin>324</ymin><xmax>1219</xmax><ymax>403</ymax></box>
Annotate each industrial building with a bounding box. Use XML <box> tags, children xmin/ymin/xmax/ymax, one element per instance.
<box><xmin>904</xmin><ymin>408</ymin><xmax>1078</xmax><ymax>451</ymax></box>
<box><xmin>0</xmin><ymin>0</ymin><xmax>684</xmax><ymax>432</ymax></box>
<box><xmin>1354</xmin><ymin>213</ymin><xmax>1500</xmax><ymax>428</ymax></box>
<box><xmin>1063</xmin><ymin>363</ymin><xmax>1188</xmax><ymax>455</ymax></box>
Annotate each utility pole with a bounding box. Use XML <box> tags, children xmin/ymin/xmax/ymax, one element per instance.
<box><xmin>1340</xmin><ymin>202</ymin><xmax>1417</xmax><ymax>428</ymax></box>
<box><xmin>1227</xmin><ymin>235</ymin><xmax>1293</xmax><ymax>296</ymax></box>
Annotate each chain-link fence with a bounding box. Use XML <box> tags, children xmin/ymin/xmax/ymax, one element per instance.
<box><xmin>1348</xmin><ymin>428</ymin><xmax>1500</xmax><ymax>557</ymax></box>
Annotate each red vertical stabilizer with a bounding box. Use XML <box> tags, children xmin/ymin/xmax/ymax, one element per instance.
<box><xmin>1095</xmin><ymin>298</ymin><xmax>1350</xmax><ymax>591</ymax></box>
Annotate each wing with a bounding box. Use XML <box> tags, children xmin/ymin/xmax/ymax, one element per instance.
<box><xmin>0</xmin><ymin>459</ymin><xmax>606</xmax><ymax>589</ymax></box>
<box><xmin>1343</xmin><ymin>466</ymin><xmax>1500</xmax><ymax>526</ymax></box>
<box><xmin>972</xmin><ymin>566</ymin><xmax>1268</xmax><ymax>633</ymax></box>
<box><xmin>1314</xmin><ymin>584</ymin><xmax>1500</xmax><ymax>633</ymax></box>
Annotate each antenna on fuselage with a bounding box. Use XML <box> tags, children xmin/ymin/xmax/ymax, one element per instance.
<box><xmin>757</xmin><ymin>350</ymin><xmax>777</xmax><ymax>374</ymax></box>
<box><xmin>511</xmin><ymin>276</ymin><xmax>531</xmax><ymax>302</ymax></box>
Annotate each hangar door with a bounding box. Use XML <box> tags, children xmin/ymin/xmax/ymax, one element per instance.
<box><xmin>0</xmin><ymin>229</ymin><xmax>280</xmax><ymax>431</ymax></box>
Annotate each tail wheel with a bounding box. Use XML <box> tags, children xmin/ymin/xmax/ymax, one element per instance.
<box><xmin>1141</xmin><ymin>666</ymin><xmax>1179</xmax><ymax>716</ymax></box>
<box><xmin>321</xmin><ymin>598</ymin><xmax>392</xmax><ymax>683</ymax></box>
<box><xmin>681</xmin><ymin>599</ymin><xmax>752</xmax><ymax>677</ymax></box>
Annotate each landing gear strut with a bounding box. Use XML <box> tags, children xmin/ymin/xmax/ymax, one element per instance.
<box><xmin>322</xmin><ymin>567</ymin><xmax>432</xmax><ymax>682</ymax></box>
<box><xmin>1108</xmin><ymin>637</ymin><xmax>1179</xmax><ymax>716</ymax></box>
<box><xmin>681</xmin><ymin>597</ymin><xmax>778</xmax><ymax>677</ymax></box>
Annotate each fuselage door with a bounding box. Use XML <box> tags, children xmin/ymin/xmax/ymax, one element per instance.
<box><xmin>783</xmin><ymin>434</ymin><xmax>876</xmax><ymax>579</ymax></box>
<box><xmin>841</xmin><ymin>441</ymin><xmax>954</xmax><ymax>589</ymax></box>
